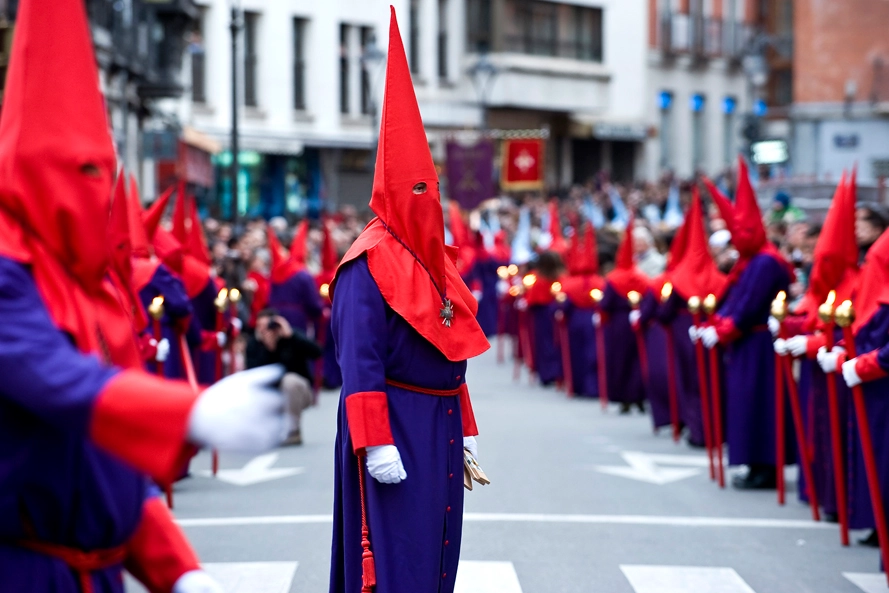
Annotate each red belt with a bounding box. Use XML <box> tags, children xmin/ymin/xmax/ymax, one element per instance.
<box><xmin>18</xmin><ymin>539</ymin><xmax>126</xmax><ymax>593</ymax></box>
<box><xmin>385</xmin><ymin>379</ymin><xmax>462</xmax><ymax>397</ymax></box>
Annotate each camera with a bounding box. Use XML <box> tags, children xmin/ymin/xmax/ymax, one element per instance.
<box><xmin>268</xmin><ymin>320</ymin><xmax>282</xmax><ymax>331</ymax></box>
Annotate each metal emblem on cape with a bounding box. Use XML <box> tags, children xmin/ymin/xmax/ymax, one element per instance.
<box><xmin>440</xmin><ymin>299</ymin><xmax>454</xmax><ymax>327</ymax></box>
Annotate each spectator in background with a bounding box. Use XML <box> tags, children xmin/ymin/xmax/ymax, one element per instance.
<box><xmin>246</xmin><ymin>309</ymin><xmax>321</xmax><ymax>446</ymax></box>
<box><xmin>856</xmin><ymin>204</ymin><xmax>888</xmax><ymax>261</ymax></box>
<box><xmin>768</xmin><ymin>190</ymin><xmax>806</xmax><ymax>224</ymax></box>
<box><xmin>633</xmin><ymin>225</ymin><xmax>667</xmax><ymax>278</ymax></box>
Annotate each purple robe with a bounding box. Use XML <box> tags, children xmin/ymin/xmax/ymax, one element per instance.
<box><xmin>639</xmin><ymin>292</ymin><xmax>671</xmax><ymax>430</ymax></box>
<box><xmin>656</xmin><ymin>293</ymin><xmax>705</xmax><ymax>445</ymax></box>
<box><xmin>137</xmin><ymin>264</ymin><xmax>199</xmax><ymax>379</ymax></box>
<box><xmin>717</xmin><ymin>254</ymin><xmax>791</xmax><ymax>466</ymax></box>
<box><xmin>0</xmin><ymin>256</ymin><xmax>151</xmax><ymax>593</ymax></box>
<box><xmin>562</xmin><ymin>302</ymin><xmax>600</xmax><ymax>398</ymax></box>
<box><xmin>529</xmin><ymin>303</ymin><xmax>563</xmax><ymax>386</ymax></box>
<box><xmin>600</xmin><ymin>284</ymin><xmax>646</xmax><ymax>405</ymax></box>
<box><xmin>329</xmin><ymin>256</ymin><xmax>469</xmax><ymax>593</ymax></box>
<box><xmin>470</xmin><ymin>259</ymin><xmax>504</xmax><ymax>337</ymax></box>
<box><xmin>798</xmin><ymin>359</ymin><xmax>842</xmax><ymax>515</ymax></box>
<box><xmin>190</xmin><ymin>279</ymin><xmax>222</xmax><ymax>386</ymax></box>
<box><xmin>322</xmin><ymin>314</ymin><xmax>343</xmax><ymax>389</ymax></box>
<box><xmin>269</xmin><ymin>270</ymin><xmax>323</xmax><ymax>336</ymax></box>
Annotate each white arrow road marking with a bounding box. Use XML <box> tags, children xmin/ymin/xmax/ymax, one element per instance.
<box><xmin>844</xmin><ymin>572</ymin><xmax>889</xmax><ymax>593</ymax></box>
<box><xmin>455</xmin><ymin>561</ymin><xmax>523</xmax><ymax>593</ymax></box>
<box><xmin>595</xmin><ymin>451</ymin><xmax>709</xmax><ymax>485</ymax></box>
<box><xmin>198</xmin><ymin>453</ymin><xmax>305</xmax><ymax>486</ymax></box>
<box><xmin>621</xmin><ymin>565</ymin><xmax>757</xmax><ymax>593</ymax></box>
<box><xmin>202</xmin><ymin>562</ymin><xmax>298</xmax><ymax>593</ymax></box>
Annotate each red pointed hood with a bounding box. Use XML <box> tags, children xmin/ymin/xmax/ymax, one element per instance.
<box><xmin>547</xmin><ymin>199</ymin><xmax>568</xmax><ymax>256</ymax></box>
<box><xmin>702</xmin><ymin>177</ymin><xmax>736</xmax><ymax>238</ymax></box>
<box><xmin>0</xmin><ymin>0</ymin><xmax>117</xmax><ymax>292</ymax></box>
<box><xmin>368</xmin><ymin>7</ymin><xmax>446</xmax><ymax>295</ymax></box>
<box><xmin>154</xmin><ymin>227</ymin><xmax>184</xmax><ymax>276</ymax></box>
<box><xmin>331</xmin><ymin>8</ymin><xmax>488</xmax><ymax>363</ymax></box>
<box><xmin>290</xmin><ymin>220</ymin><xmax>309</xmax><ymax>265</ymax></box>
<box><xmin>321</xmin><ymin>220</ymin><xmax>339</xmax><ymax>274</ymax></box>
<box><xmin>732</xmin><ymin>157</ymin><xmax>767</xmax><ymax>258</ymax></box>
<box><xmin>668</xmin><ymin>188</ymin><xmax>727</xmax><ymax>301</ymax></box>
<box><xmin>809</xmin><ymin>172</ymin><xmax>858</xmax><ymax>303</ymax></box>
<box><xmin>448</xmin><ymin>201</ymin><xmax>476</xmax><ymax>275</ymax></box>
<box><xmin>127</xmin><ymin>175</ymin><xmax>152</xmax><ymax>259</ymax></box>
<box><xmin>172</xmin><ymin>181</ymin><xmax>188</xmax><ymax>246</ymax></box>
<box><xmin>854</xmin><ymin>228</ymin><xmax>889</xmax><ymax>334</ymax></box>
<box><xmin>567</xmin><ymin>221</ymin><xmax>599</xmax><ymax>276</ymax></box>
<box><xmin>606</xmin><ymin>215</ymin><xmax>651</xmax><ymax>297</ymax></box>
<box><xmin>108</xmin><ymin>172</ymin><xmax>132</xmax><ymax>286</ymax></box>
<box><xmin>143</xmin><ymin>186</ymin><xmax>174</xmax><ymax>242</ymax></box>
<box><xmin>268</xmin><ymin>226</ymin><xmax>303</xmax><ymax>284</ymax></box>
<box><xmin>187</xmin><ymin>198</ymin><xmax>212</xmax><ymax>265</ymax></box>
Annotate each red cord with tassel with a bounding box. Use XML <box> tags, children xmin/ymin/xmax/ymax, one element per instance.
<box><xmin>357</xmin><ymin>455</ymin><xmax>376</xmax><ymax>592</ymax></box>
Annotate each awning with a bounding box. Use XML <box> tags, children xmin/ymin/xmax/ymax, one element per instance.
<box><xmin>182</xmin><ymin>126</ymin><xmax>222</xmax><ymax>155</ymax></box>
<box><xmin>570</xmin><ymin>115</ymin><xmax>649</xmax><ymax>142</ymax></box>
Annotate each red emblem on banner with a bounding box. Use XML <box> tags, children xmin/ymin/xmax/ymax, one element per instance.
<box><xmin>501</xmin><ymin>139</ymin><xmax>545</xmax><ymax>191</ymax></box>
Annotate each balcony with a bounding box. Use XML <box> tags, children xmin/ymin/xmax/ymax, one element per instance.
<box><xmin>659</xmin><ymin>13</ymin><xmax>750</xmax><ymax>64</ymax></box>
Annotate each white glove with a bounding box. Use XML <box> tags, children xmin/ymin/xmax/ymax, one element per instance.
<box><xmin>629</xmin><ymin>310</ymin><xmax>641</xmax><ymax>327</ymax></box>
<box><xmin>688</xmin><ymin>326</ymin><xmax>701</xmax><ymax>343</ymax></box>
<box><xmin>155</xmin><ymin>338</ymin><xmax>170</xmax><ymax>362</ymax></box>
<box><xmin>701</xmin><ymin>326</ymin><xmax>719</xmax><ymax>349</ymax></box>
<box><xmin>592</xmin><ymin>312</ymin><xmax>602</xmax><ymax>328</ymax></box>
<box><xmin>773</xmin><ymin>338</ymin><xmax>788</xmax><ymax>356</ymax></box>
<box><xmin>786</xmin><ymin>335</ymin><xmax>809</xmax><ymax>358</ymax></box>
<box><xmin>463</xmin><ymin>436</ymin><xmax>478</xmax><ymax>460</ymax></box>
<box><xmin>816</xmin><ymin>346</ymin><xmax>845</xmax><ymax>374</ymax></box>
<box><xmin>187</xmin><ymin>364</ymin><xmax>287</xmax><ymax>453</ymax></box>
<box><xmin>768</xmin><ymin>315</ymin><xmax>781</xmax><ymax>337</ymax></box>
<box><xmin>231</xmin><ymin>317</ymin><xmax>243</xmax><ymax>332</ymax></box>
<box><xmin>173</xmin><ymin>570</ymin><xmax>224</xmax><ymax>593</ymax></box>
<box><xmin>365</xmin><ymin>445</ymin><xmax>407</xmax><ymax>484</ymax></box>
<box><xmin>217</xmin><ymin>331</ymin><xmax>227</xmax><ymax>348</ymax></box>
<box><xmin>842</xmin><ymin>359</ymin><xmax>862</xmax><ymax>388</ymax></box>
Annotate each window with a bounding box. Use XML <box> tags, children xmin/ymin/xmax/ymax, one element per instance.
<box><xmin>691</xmin><ymin>93</ymin><xmax>706</xmax><ymax>172</ymax></box>
<box><xmin>340</xmin><ymin>24</ymin><xmax>349</xmax><ymax>114</ymax></box>
<box><xmin>438</xmin><ymin>0</ymin><xmax>449</xmax><ymax>79</ymax></box>
<box><xmin>659</xmin><ymin>91</ymin><xmax>673</xmax><ymax>171</ymax></box>
<box><xmin>466</xmin><ymin>0</ymin><xmax>492</xmax><ymax>53</ymax></box>
<box><xmin>360</xmin><ymin>27</ymin><xmax>374</xmax><ymax>115</ymax></box>
<box><xmin>244</xmin><ymin>12</ymin><xmax>259</xmax><ymax>107</ymax></box>
<box><xmin>504</xmin><ymin>0</ymin><xmax>602</xmax><ymax>62</ymax></box>
<box><xmin>723</xmin><ymin>96</ymin><xmax>737</xmax><ymax>166</ymax></box>
<box><xmin>293</xmin><ymin>18</ymin><xmax>307</xmax><ymax>111</ymax></box>
<box><xmin>190</xmin><ymin>12</ymin><xmax>206</xmax><ymax>103</ymax></box>
<box><xmin>409</xmin><ymin>0</ymin><xmax>420</xmax><ymax>74</ymax></box>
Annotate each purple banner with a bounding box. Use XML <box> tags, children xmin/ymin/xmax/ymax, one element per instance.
<box><xmin>445</xmin><ymin>139</ymin><xmax>494</xmax><ymax>211</ymax></box>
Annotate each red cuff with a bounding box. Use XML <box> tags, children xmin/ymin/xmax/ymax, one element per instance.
<box><xmin>806</xmin><ymin>334</ymin><xmax>827</xmax><ymax>359</ymax></box>
<box><xmin>138</xmin><ymin>333</ymin><xmax>158</xmax><ymax>363</ymax></box>
<box><xmin>125</xmin><ymin>497</ymin><xmax>200</xmax><ymax>593</ymax></box>
<box><xmin>199</xmin><ymin>330</ymin><xmax>219</xmax><ymax>352</ymax></box>
<box><xmin>173</xmin><ymin>315</ymin><xmax>191</xmax><ymax>336</ymax></box>
<box><xmin>712</xmin><ymin>316</ymin><xmax>741</xmax><ymax>343</ymax></box>
<box><xmin>856</xmin><ymin>351</ymin><xmax>889</xmax><ymax>383</ymax></box>
<box><xmin>345</xmin><ymin>391</ymin><xmax>394</xmax><ymax>453</ymax></box>
<box><xmin>90</xmin><ymin>370</ymin><xmax>199</xmax><ymax>485</ymax></box>
<box><xmin>460</xmin><ymin>384</ymin><xmax>479</xmax><ymax>437</ymax></box>
<box><xmin>783</xmin><ymin>315</ymin><xmax>807</xmax><ymax>337</ymax></box>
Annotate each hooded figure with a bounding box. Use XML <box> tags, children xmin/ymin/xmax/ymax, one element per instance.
<box><xmin>0</xmin><ymin>1</ymin><xmax>288</xmax><ymax>591</ymax></box>
<box><xmin>328</xmin><ymin>10</ymin><xmax>489</xmax><ymax>593</ymax></box>
<box><xmin>467</xmin><ymin>213</ymin><xmax>510</xmax><ymax>337</ymax></box>
<box><xmin>601</xmin><ymin>216</ymin><xmax>651</xmax><ymax>412</ymax></box>
<box><xmin>267</xmin><ymin>225</ymin><xmax>323</xmax><ymax>340</ymax></box>
<box><xmin>653</xmin><ymin>189</ymin><xmax>726</xmax><ymax>446</ymax></box>
<box><xmin>558</xmin><ymin>220</ymin><xmax>604</xmax><ymax>397</ymax></box>
<box><xmin>701</xmin><ymin>157</ymin><xmax>793</xmax><ymax>490</ymax></box>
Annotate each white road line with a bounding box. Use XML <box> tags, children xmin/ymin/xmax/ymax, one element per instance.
<box><xmin>176</xmin><ymin>513</ymin><xmax>832</xmax><ymax>530</ymax></box>
<box><xmin>455</xmin><ymin>561</ymin><xmax>523</xmax><ymax>593</ymax></box>
<box><xmin>621</xmin><ymin>565</ymin><xmax>757</xmax><ymax>593</ymax></box>
<box><xmin>844</xmin><ymin>572</ymin><xmax>889</xmax><ymax>593</ymax></box>
<box><xmin>202</xmin><ymin>562</ymin><xmax>298</xmax><ymax>593</ymax></box>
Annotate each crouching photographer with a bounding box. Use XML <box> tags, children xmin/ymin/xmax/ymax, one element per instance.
<box><xmin>246</xmin><ymin>309</ymin><xmax>321</xmax><ymax>445</ymax></box>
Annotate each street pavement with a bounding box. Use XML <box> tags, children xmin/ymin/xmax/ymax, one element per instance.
<box><xmin>128</xmin><ymin>348</ymin><xmax>886</xmax><ymax>593</ymax></box>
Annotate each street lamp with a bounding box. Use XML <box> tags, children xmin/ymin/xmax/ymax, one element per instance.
<box><xmin>468</xmin><ymin>52</ymin><xmax>499</xmax><ymax>131</ymax></box>
<box><xmin>361</xmin><ymin>33</ymin><xmax>386</xmax><ymax>171</ymax></box>
<box><xmin>229</xmin><ymin>0</ymin><xmax>243</xmax><ymax>225</ymax></box>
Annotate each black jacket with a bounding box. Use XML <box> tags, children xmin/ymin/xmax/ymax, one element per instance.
<box><xmin>245</xmin><ymin>331</ymin><xmax>322</xmax><ymax>382</ymax></box>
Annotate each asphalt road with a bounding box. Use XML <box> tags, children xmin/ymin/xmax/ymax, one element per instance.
<box><xmin>128</xmin><ymin>348</ymin><xmax>885</xmax><ymax>593</ymax></box>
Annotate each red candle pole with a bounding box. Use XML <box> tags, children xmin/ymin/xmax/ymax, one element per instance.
<box><xmin>592</xmin><ymin>289</ymin><xmax>608</xmax><ymax>411</ymax></box>
<box><xmin>819</xmin><ymin>291</ymin><xmax>850</xmax><ymax>543</ymax></box>
<box><xmin>628</xmin><ymin>291</ymin><xmax>650</xmax><ymax>387</ymax></box>
<box><xmin>212</xmin><ymin>288</ymin><xmax>229</xmax><ymax>478</ymax></box>
<box><xmin>228</xmin><ymin>288</ymin><xmax>241</xmax><ymax>375</ymax></box>
<box><xmin>689</xmin><ymin>297</ymin><xmax>716</xmax><ymax>481</ymax></box>
<box><xmin>496</xmin><ymin>266</ymin><xmax>510</xmax><ymax>364</ymax></box>
<box><xmin>703</xmin><ymin>294</ymin><xmax>725</xmax><ymax>488</ymax></box>
<box><xmin>552</xmin><ymin>283</ymin><xmax>573</xmax><ymax>397</ymax></box>
<box><xmin>661</xmin><ymin>283</ymin><xmax>680</xmax><ymax>443</ymax></box>
<box><xmin>837</xmin><ymin>300</ymin><xmax>889</xmax><ymax>586</ymax></box>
